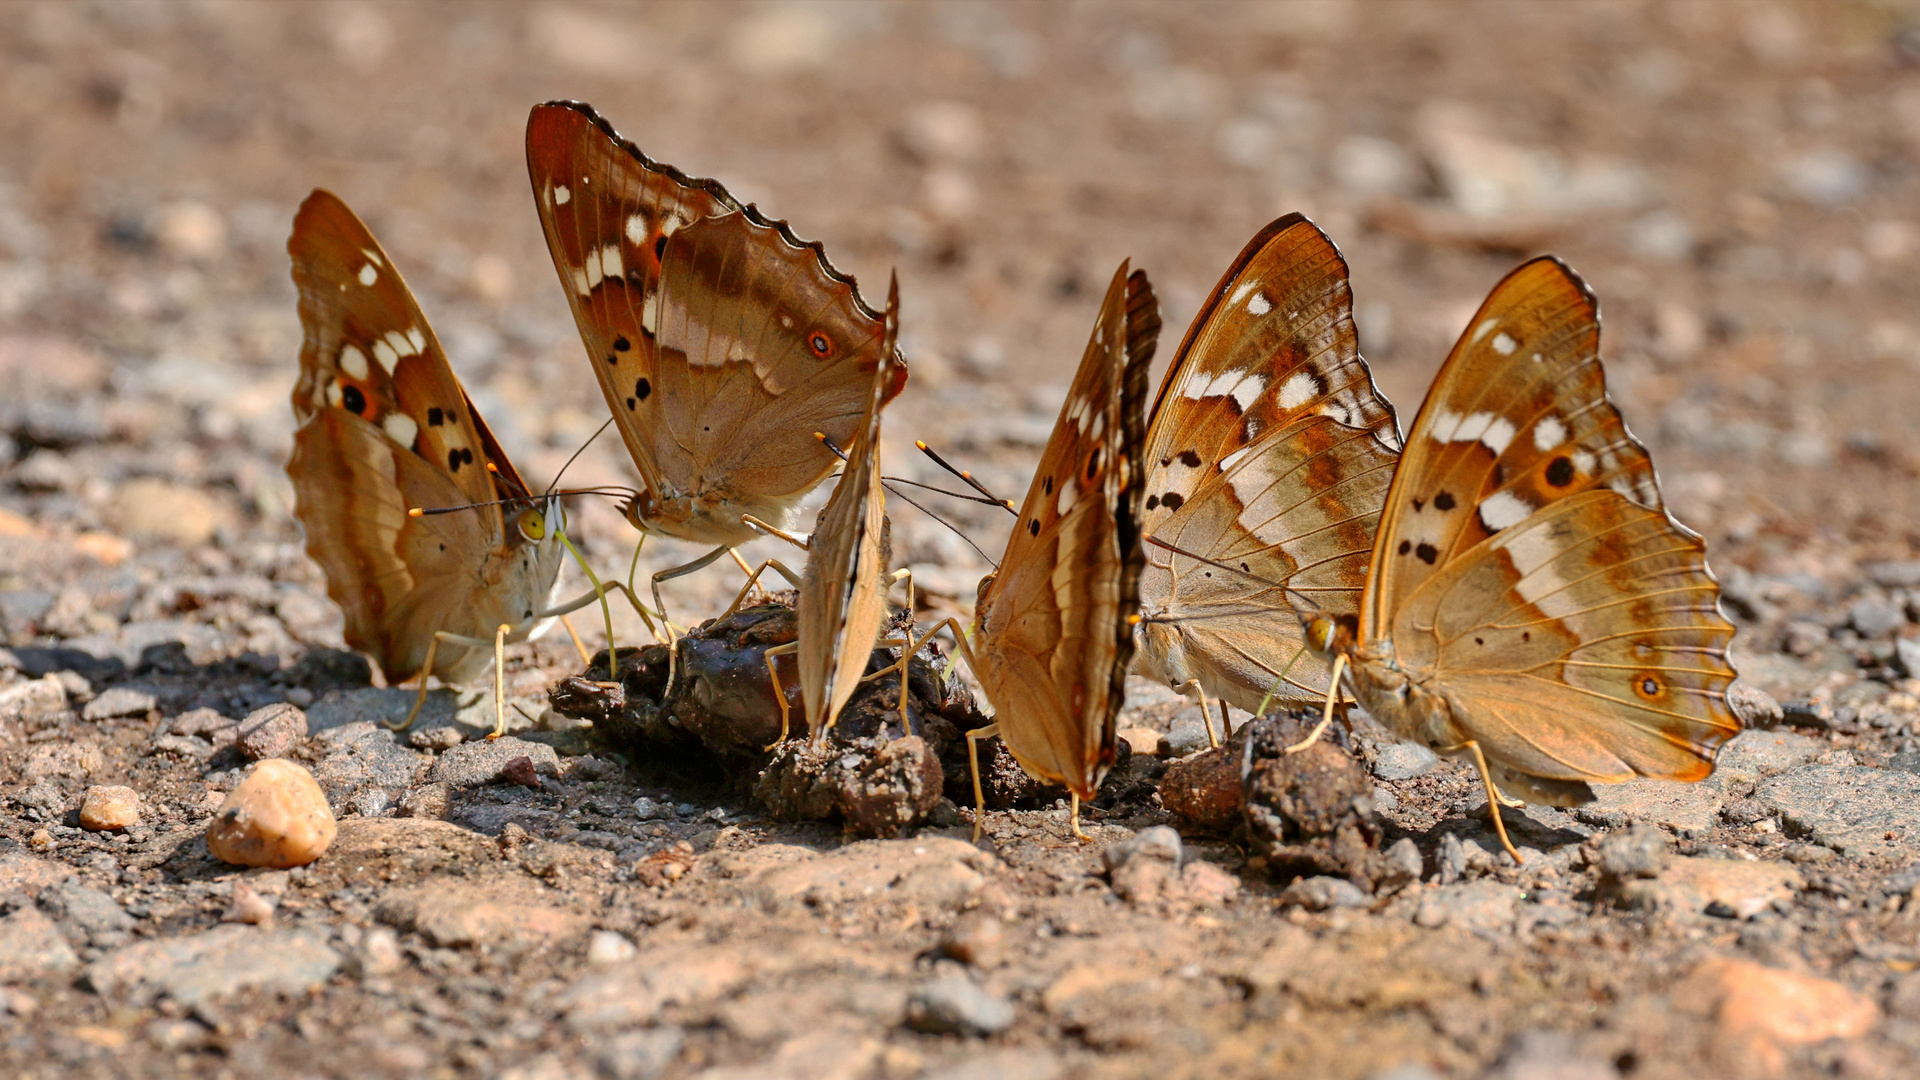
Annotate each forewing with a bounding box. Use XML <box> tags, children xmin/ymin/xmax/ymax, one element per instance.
<box><xmin>1137</xmin><ymin>215</ymin><xmax>1400</xmax><ymax>709</ymax></box>
<box><xmin>526</xmin><ymin>100</ymin><xmax>904</xmax><ymax>522</ymax></box>
<box><xmin>1365</xmin><ymin>257</ymin><xmax>1661</xmax><ymax>636</ymax></box>
<box><xmin>1393</xmin><ymin>490</ymin><xmax>1739</xmax><ymax>785</ymax></box>
<box><xmin>975</xmin><ymin>263</ymin><xmax>1158</xmax><ymax>796</ymax></box>
<box><xmin>288</xmin><ymin>190</ymin><xmax>515</xmax><ymax>515</ymax></box>
<box><xmin>796</xmin><ymin>277</ymin><xmax>900</xmax><ymax>736</ymax></box>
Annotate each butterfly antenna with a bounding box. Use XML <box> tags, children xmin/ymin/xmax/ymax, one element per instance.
<box><xmin>545</xmin><ymin>416</ymin><xmax>617</xmax><ymax>497</ymax></box>
<box><xmin>409</xmin><ymin>486</ymin><xmax>639</xmax><ymax>518</ymax></box>
<box><xmin>881</xmin><ymin>483</ymin><xmax>1000</xmax><ymax>568</ymax></box>
<box><xmin>915</xmin><ymin>440</ymin><xmax>1018</xmax><ymax>517</ymax></box>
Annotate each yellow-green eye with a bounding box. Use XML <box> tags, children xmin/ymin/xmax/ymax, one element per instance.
<box><xmin>1305</xmin><ymin>616</ymin><xmax>1334</xmax><ymax>653</ymax></box>
<box><xmin>517</xmin><ymin>508</ymin><xmax>547</xmax><ymax>541</ymax></box>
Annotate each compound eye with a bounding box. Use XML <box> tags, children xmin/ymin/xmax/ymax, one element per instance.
<box><xmin>517</xmin><ymin>507</ymin><xmax>547</xmax><ymax>541</ymax></box>
<box><xmin>1305</xmin><ymin>616</ymin><xmax>1334</xmax><ymax>653</ymax></box>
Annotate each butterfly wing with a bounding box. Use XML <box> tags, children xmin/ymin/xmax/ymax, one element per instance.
<box><xmin>795</xmin><ymin>276</ymin><xmax>900</xmax><ymax>738</ymax></box>
<box><xmin>525</xmin><ymin>100</ymin><xmax>905</xmax><ymax>547</ymax></box>
<box><xmin>286</xmin><ymin>190</ymin><xmax>561</xmax><ymax>683</ymax></box>
<box><xmin>1136</xmin><ymin>215</ymin><xmax>1401</xmax><ymax>712</ymax></box>
<box><xmin>1358</xmin><ymin>257</ymin><xmax>1738</xmax><ymax>792</ymax></box>
<box><xmin>971</xmin><ymin>263</ymin><xmax>1159</xmax><ymax>799</ymax></box>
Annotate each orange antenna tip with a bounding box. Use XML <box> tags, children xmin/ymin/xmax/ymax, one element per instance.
<box><xmin>407</xmin><ymin>507</ymin><xmax>423</xmax><ymax>517</ymax></box>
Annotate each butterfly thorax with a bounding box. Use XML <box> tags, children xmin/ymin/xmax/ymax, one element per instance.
<box><xmin>622</xmin><ymin>487</ymin><xmax>792</xmax><ymax>547</ymax></box>
<box><xmin>1337</xmin><ymin>638</ymin><xmax>1462</xmax><ymax>751</ymax></box>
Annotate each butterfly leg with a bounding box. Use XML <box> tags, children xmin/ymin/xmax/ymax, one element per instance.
<box><xmin>1170</xmin><ymin>679</ymin><xmax>1220</xmax><ymax>749</ymax></box>
<box><xmin>391</xmin><ymin>634</ymin><xmax>445</xmax><ymax>733</ymax></box>
<box><xmin>851</xmin><ymin>569</ymin><xmax>922</xmax><ymax>736</ymax></box>
<box><xmin>489</xmin><ymin>622</ymin><xmax>511</xmax><ymax>739</ymax></box>
<box><xmin>761</xmin><ymin>642</ymin><xmax>800</xmax><ymax>751</ymax></box>
<box><xmin>1441</xmin><ymin>738</ymin><xmax>1524</xmax><ymax>865</ymax></box>
<box><xmin>720</xmin><ymin>559</ymin><xmax>800</xmax><ymax>621</ymax></box>
<box><xmin>1068</xmin><ymin>792</ymin><xmax>1090</xmax><ymax>844</ymax></box>
<box><xmin>965</xmin><ymin>722</ymin><xmax>1002</xmax><ymax>845</ymax></box>
<box><xmin>558</xmin><ymin>614</ymin><xmax>592</xmax><ymax>666</ymax></box>
<box><xmin>1284</xmin><ymin>652</ymin><xmax>1347</xmax><ymax>755</ymax></box>
<box><xmin>651</xmin><ymin>544</ymin><xmax>736</xmax><ymax>701</ymax></box>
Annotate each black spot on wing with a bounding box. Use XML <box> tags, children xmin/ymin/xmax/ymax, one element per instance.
<box><xmin>1177</xmin><ymin>450</ymin><xmax>1201</xmax><ymax>468</ymax></box>
<box><xmin>1434</xmin><ymin>491</ymin><xmax>1455</xmax><ymax>511</ymax></box>
<box><xmin>341</xmin><ymin>385</ymin><xmax>366</xmax><ymax>415</ymax></box>
<box><xmin>1415</xmin><ymin>542</ymin><xmax>1438</xmax><ymax>565</ymax></box>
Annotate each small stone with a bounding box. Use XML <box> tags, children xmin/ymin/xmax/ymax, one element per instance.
<box><xmin>1165</xmin><ymin>717</ymin><xmax>1211</xmax><ymax>757</ymax></box>
<box><xmin>1371</xmin><ymin>742</ymin><xmax>1440</xmax><ymax>781</ymax></box>
<box><xmin>206</xmin><ymin>759</ymin><xmax>338</xmax><ymax>868</ymax></box>
<box><xmin>1492</xmin><ymin>1030</ymin><xmax>1615</xmax><ymax>1080</ymax></box>
<box><xmin>282</xmin><ymin>686</ymin><xmax>314</xmax><ymax>708</ymax></box>
<box><xmin>351</xmin><ymin>926</ymin><xmax>403</xmax><ymax>978</ymax></box>
<box><xmin>1727</xmin><ymin>682</ymin><xmax>1784</xmax><ymax>729</ymax></box>
<box><xmin>408</xmin><ymin>725</ymin><xmax>463</xmax><ymax>751</ymax></box>
<box><xmin>1279</xmin><ymin>875</ymin><xmax>1369</xmax><ymax>911</ymax></box>
<box><xmin>1180</xmin><ymin>860</ymin><xmax>1241</xmax><ymax>907</ymax></box>
<box><xmin>220</xmin><ymin>881</ymin><xmax>275</xmax><ymax>926</ymax></box>
<box><xmin>236</xmin><ymin>703</ymin><xmax>305</xmax><ymax>760</ymax></box>
<box><xmin>596</xmin><ymin>1027</ymin><xmax>686</xmax><ymax>1080</ymax></box>
<box><xmin>0</xmin><ymin>907</ymin><xmax>79</xmax><ymax>981</ymax></box>
<box><xmin>28</xmin><ymin>828</ymin><xmax>54</xmax><ymax>852</ymax></box>
<box><xmin>39</xmin><ymin>881</ymin><xmax>134</xmax><ymax>941</ymax></box>
<box><xmin>1413</xmin><ymin>882</ymin><xmax>1521</xmax><ymax>932</ymax></box>
<box><xmin>905</xmin><ymin>974</ymin><xmax>1015</xmax><ymax>1036</ymax></box>
<box><xmin>632</xmin><ymin>796</ymin><xmax>673</xmax><ymax>821</ymax></box>
<box><xmin>587</xmin><ymin>930</ymin><xmax>637</xmax><ymax>966</ymax></box>
<box><xmin>1383</xmin><ymin>838</ymin><xmax>1424</xmax><ymax>884</ymax></box>
<box><xmin>501</xmin><ymin>755</ymin><xmax>541</xmax><ymax>789</ymax></box>
<box><xmin>1102</xmin><ymin>826</ymin><xmax>1182</xmax><ymax>873</ymax></box>
<box><xmin>1116</xmin><ymin>726</ymin><xmax>1169</xmax><ymax>757</ymax></box>
<box><xmin>0</xmin><ymin>675</ymin><xmax>67</xmax><ymax>727</ymax></box>
<box><xmin>24</xmin><ymin>740</ymin><xmax>102</xmax><ymax>782</ymax></box>
<box><xmin>78</xmin><ymin>785</ymin><xmax>141</xmax><ymax>831</ymax></box>
<box><xmin>1616</xmin><ymin>856</ymin><xmax>1800</xmax><ymax>920</ymax></box>
<box><xmin>1852</xmin><ymin>597</ymin><xmax>1907</xmax><ymax>638</ymax></box>
<box><xmin>81</xmin><ymin>686</ymin><xmax>156</xmax><ymax>721</ymax></box>
<box><xmin>349</xmin><ymin>788</ymin><xmax>390</xmax><ymax>817</ymax></box>
<box><xmin>83</xmin><ymin>924</ymin><xmax>340</xmax><ymax>1007</ymax></box>
<box><xmin>395</xmin><ymin>782</ymin><xmax>452</xmax><ymax>820</ymax></box>
<box><xmin>937</xmin><ymin>912</ymin><xmax>1005</xmax><ymax>967</ymax></box>
<box><xmin>1597</xmin><ymin>823</ymin><xmax>1670</xmax><ymax>880</ymax></box>
<box><xmin>429</xmin><ymin>736</ymin><xmax>561</xmax><ymax>788</ymax></box>
<box><xmin>1702</xmin><ymin>957</ymin><xmax>1880</xmax><ymax>1074</ymax></box>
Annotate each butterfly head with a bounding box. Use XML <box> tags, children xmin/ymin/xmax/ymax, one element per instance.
<box><xmin>1302</xmin><ymin>612</ymin><xmax>1358</xmax><ymax>659</ymax></box>
<box><xmin>515</xmin><ymin>497</ymin><xmax>566</xmax><ymax>544</ymax></box>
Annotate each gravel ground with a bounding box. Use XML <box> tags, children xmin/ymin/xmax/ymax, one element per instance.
<box><xmin>7</xmin><ymin>2</ymin><xmax>1920</xmax><ymax>1078</ymax></box>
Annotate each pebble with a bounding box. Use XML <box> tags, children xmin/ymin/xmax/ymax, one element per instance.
<box><xmin>1279</xmin><ymin>876</ymin><xmax>1369</xmax><ymax>911</ymax></box>
<box><xmin>632</xmin><ymin>796</ymin><xmax>673</xmax><ymax>820</ymax></box>
<box><xmin>39</xmin><ymin>881</ymin><xmax>134</xmax><ymax>943</ymax></box>
<box><xmin>205</xmin><ymin>759</ymin><xmax>338</xmax><ymax>868</ymax></box>
<box><xmin>83</xmin><ymin>924</ymin><xmax>341</xmax><ymax>1007</ymax></box>
<box><xmin>1165</xmin><ymin>717</ymin><xmax>1211</xmax><ymax>757</ymax></box>
<box><xmin>588</xmin><ymin>930</ymin><xmax>638</xmax><ymax>966</ymax></box>
<box><xmin>221</xmin><ymin>881</ymin><xmax>275</xmax><ymax>926</ymax></box>
<box><xmin>937</xmin><ymin>912</ymin><xmax>1005</xmax><ymax>967</ymax></box>
<box><xmin>1180</xmin><ymin>860</ymin><xmax>1242</xmax><ymax>907</ymax></box>
<box><xmin>1706</xmin><ymin>957</ymin><xmax>1879</xmax><ymax>1072</ymax></box>
<box><xmin>1384</xmin><ymin>838</ymin><xmax>1424</xmax><ymax>883</ymax></box>
<box><xmin>396</xmin><ymin>782</ymin><xmax>452</xmax><ymax>820</ymax></box>
<box><xmin>1492</xmin><ymin>1030</ymin><xmax>1616</xmax><ymax>1080</ymax></box>
<box><xmin>349</xmin><ymin>788</ymin><xmax>390</xmax><ymax>817</ymax></box>
<box><xmin>1851</xmin><ymin>597</ymin><xmax>1907</xmax><ymax>638</ymax></box>
<box><xmin>1370</xmin><ymin>742</ymin><xmax>1440</xmax><ymax>781</ymax></box>
<box><xmin>905</xmin><ymin>973</ymin><xmax>1015</xmax><ymax>1036</ymax></box>
<box><xmin>0</xmin><ymin>674</ymin><xmax>66</xmax><ymax>727</ymax></box>
<box><xmin>78</xmin><ymin>785</ymin><xmax>141</xmax><ymax>831</ymax></box>
<box><xmin>81</xmin><ymin>686</ymin><xmax>156</xmax><ymax>721</ymax></box>
<box><xmin>310</xmin><ymin>722</ymin><xmax>426</xmax><ymax>805</ymax></box>
<box><xmin>1596</xmin><ymin>823</ymin><xmax>1670</xmax><ymax>879</ymax></box>
<box><xmin>350</xmin><ymin>926</ymin><xmax>403</xmax><ymax>978</ymax></box>
<box><xmin>408</xmin><ymin>724</ymin><xmax>464</xmax><ymax>751</ymax></box>
<box><xmin>1614</xmin><ymin>856</ymin><xmax>1800</xmax><ymax>920</ymax></box>
<box><xmin>595</xmin><ymin>1027</ymin><xmax>686</xmax><ymax>1080</ymax></box>
<box><xmin>428</xmin><ymin>736</ymin><xmax>562</xmax><ymax>788</ymax></box>
<box><xmin>235</xmin><ymin>702</ymin><xmax>305</xmax><ymax>760</ymax></box>
<box><xmin>0</xmin><ymin>907</ymin><xmax>79</xmax><ymax>981</ymax></box>
<box><xmin>1413</xmin><ymin>882</ymin><xmax>1521</xmax><ymax>932</ymax></box>
<box><xmin>1102</xmin><ymin>826</ymin><xmax>1182</xmax><ymax>873</ymax></box>
<box><xmin>1726</xmin><ymin>681</ymin><xmax>1784</xmax><ymax>729</ymax></box>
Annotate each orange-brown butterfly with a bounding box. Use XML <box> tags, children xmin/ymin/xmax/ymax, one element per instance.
<box><xmin>1300</xmin><ymin>256</ymin><xmax>1741</xmax><ymax>860</ymax></box>
<box><xmin>915</xmin><ymin>263</ymin><xmax>1159</xmax><ymax>841</ymax></box>
<box><xmin>525</xmin><ymin>100</ymin><xmax>905</xmax><ymax>622</ymax></box>
<box><xmin>288</xmin><ymin>190</ymin><xmax>584</xmax><ymax>735</ymax></box>
<box><xmin>1133</xmin><ymin>215</ymin><xmax>1401</xmax><ymax>743</ymax></box>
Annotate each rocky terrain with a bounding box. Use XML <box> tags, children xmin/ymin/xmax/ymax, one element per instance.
<box><xmin>6</xmin><ymin>2</ymin><xmax>1920</xmax><ymax>1078</ymax></box>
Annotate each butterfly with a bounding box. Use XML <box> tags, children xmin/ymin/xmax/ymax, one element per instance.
<box><xmin>524</xmin><ymin>100</ymin><xmax>906</xmax><ymax>621</ymax></box>
<box><xmin>287</xmin><ymin>189</ymin><xmax>574</xmax><ymax>735</ymax></box>
<box><xmin>750</xmin><ymin>276</ymin><xmax>908</xmax><ymax>747</ymax></box>
<box><xmin>1300</xmin><ymin>256</ymin><xmax>1742</xmax><ymax>860</ymax></box>
<box><xmin>916</xmin><ymin>263</ymin><xmax>1160</xmax><ymax>841</ymax></box>
<box><xmin>1133</xmin><ymin>214</ymin><xmax>1401</xmax><ymax>744</ymax></box>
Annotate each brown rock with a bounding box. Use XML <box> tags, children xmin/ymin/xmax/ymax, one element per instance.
<box><xmin>24</xmin><ymin>741</ymin><xmax>102</xmax><ymax>783</ymax></box>
<box><xmin>395</xmin><ymin>782</ymin><xmax>452</xmax><ymax>820</ymax></box>
<box><xmin>1695</xmin><ymin>957</ymin><xmax>1880</xmax><ymax>1076</ymax></box>
<box><xmin>235</xmin><ymin>702</ymin><xmax>306</xmax><ymax>760</ymax></box>
<box><xmin>937</xmin><ymin>912</ymin><xmax>1005</xmax><ymax>967</ymax></box>
<box><xmin>1614</xmin><ymin>856</ymin><xmax>1801</xmax><ymax>920</ymax></box>
<box><xmin>205</xmin><ymin>759</ymin><xmax>338</xmax><ymax>868</ymax></box>
<box><xmin>78</xmin><ymin>785</ymin><xmax>141</xmax><ymax>831</ymax></box>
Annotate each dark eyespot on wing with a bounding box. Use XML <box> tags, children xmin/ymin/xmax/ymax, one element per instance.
<box><xmin>635</xmin><ymin>377</ymin><xmax>651</xmax><ymax>401</ymax></box>
<box><xmin>427</xmin><ymin>406</ymin><xmax>444</xmax><ymax>426</ymax></box>
<box><xmin>1434</xmin><ymin>491</ymin><xmax>1455</xmax><ymax>511</ymax></box>
<box><xmin>1397</xmin><ymin>540</ymin><xmax>1411</xmax><ymax>555</ymax></box>
<box><xmin>614</xmin><ymin>335</ymin><xmax>631</xmax><ymax>352</ymax></box>
<box><xmin>1178</xmin><ymin>449</ymin><xmax>1201</xmax><ymax>468</ymax></box>
<box><xmin>1547</xmin><ymin>455</ymin><xmax>1575</xmax><ymax>486</ymax></box>
<box><xmin>1028</xmin><ymin>518</ymin><xmax>1040</xmax><ymax>536</ymax></box>
<box><xmin>1415</xmin><ymin>542</ymin><xmax>1438</xmax><ymax>565</ymax></box>
<box><xmin>342</xmin><ymin>385</ymin><xmax>367</xmax><ymax>415</ymax></box>
<box><xmin>1160</xmin><ymin>492</ymin><xmax>1184</xmax><ymax>511</ymax></box>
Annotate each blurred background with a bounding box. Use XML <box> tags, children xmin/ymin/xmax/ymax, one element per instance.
<box><xmin>1</xmin><ymin>0</ymin><xmax>1916</xmax><ymax>679</ymax></box>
